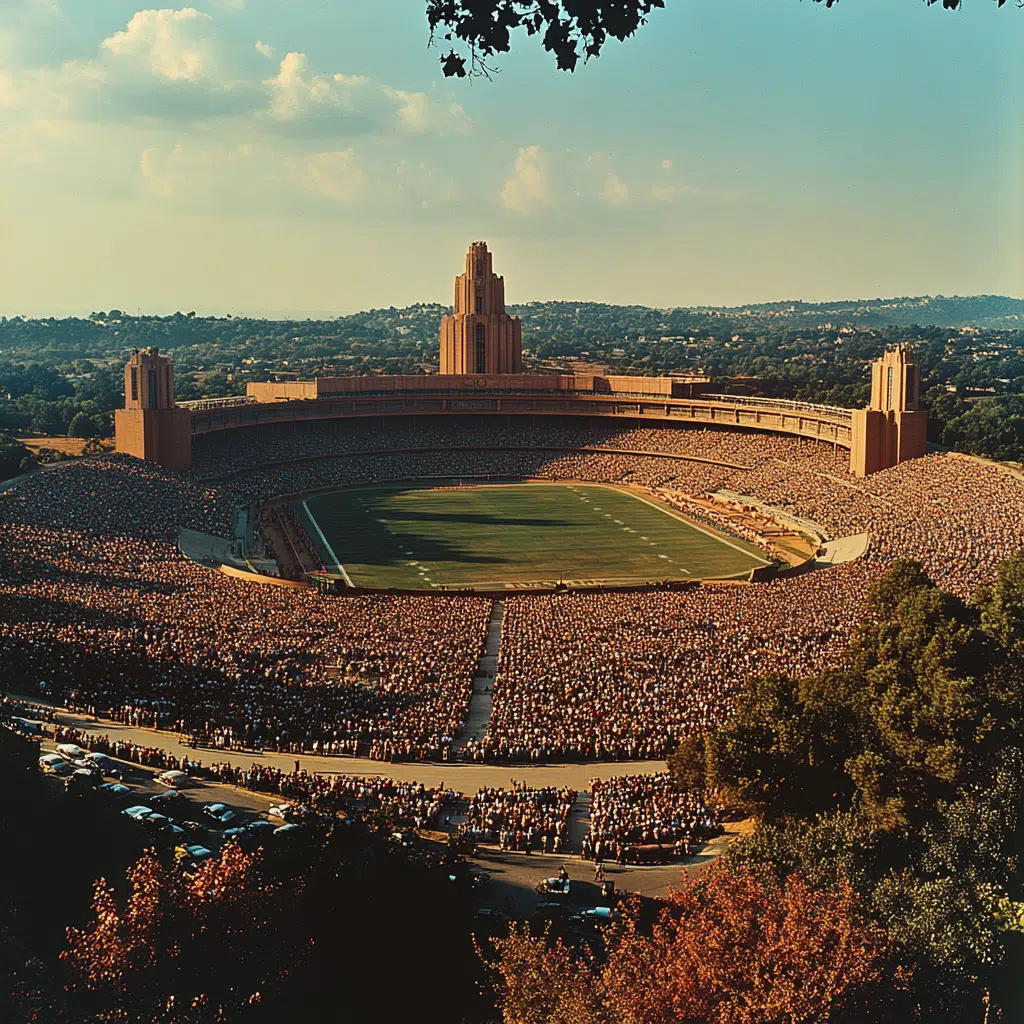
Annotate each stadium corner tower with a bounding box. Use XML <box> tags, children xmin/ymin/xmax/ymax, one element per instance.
<box><xmin>114</xmin><ymin>347</ymin><xmax>192</xmax><ymax>471</ymax></box>
<box><xmin>113</xmin><ymin>240</ymin><xmax>925</xmax><ymax>478</ymax></box>
<box><xmin>439</xmin><ymin>241</ymin><xmax>523</xmax><ymax>375</ymax></box>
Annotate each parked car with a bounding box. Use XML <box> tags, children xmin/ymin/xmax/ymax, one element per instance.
<box><xmin>273</xmin><ymin>823</ymin><xmax>303</xmax><ymax>838</ymax></box>
<box><xmin>569</xmin><ymin>907</ymin><xmax>614</xmax><ymax>927</ymax></box>
<box><xmin>473</xmin><ymin>907</ymin><xmax>511</xmax><ymax>936</ymax></box>
<box><xmin>149</xmin><ymin>790</ymin><xmax>184</xmax><ymax>808</ymax></box>
<box><xmin>243</xmin><ymin>820</ymin><xmax>277</xmax><ymax>837</ymax></box>
<box><xmin>10</xmin><ymin>717</ymin><xmax>44</xmax><ymax>736</ymax></box>
<box><xmin>202</xmin><ymin>803</ymin><xmax>236</xmax><ymax>826</ymax></box>
<box><xmin>55</xmin><ymin>743</ymin><xmax>87</xmax><ymax>761</ymax></box>
<box><xmin>156</xmin><ymin>823</ymin><xmax>187</xmax><ymax>845</ymax></box>
<box><xmin>171</xmin><ymin>819</ymin><xmax>204</xmax><ymax>836</ymax></box>
<box><xmin>531</xmin><ymin>902</ymin><xmax>571</xmax><ymax>923</ymax></box>
<box><xmin>39</xmin><ymin>753</ymin><xmax>74</xmax><ymax>775</ymax></box>
<box><xmin>85</xmin><ymin>752</ymin><xmax>123</xmax><ymax>779</ymax></box>
<box><xmin>98</xmin><ymin>782</ymin><xmax>134</xmax><ymax>800</ymax></box>
<box><xmin>474</xmin><ymin>907</ymin><xmax>510</xmax><ymax>924</ymax></box>
<box><xmin>122</xmin><ymin>805</ymin><xmax>156</xmax><ymax>822</ymax></box>
<box><xmin>175</xmin><ymin>844</ymin><xmax>213</xmax><ymax>871</ymax></box>
<box><xmin>65</xmin><ymin>768</ymin><xmax>100</xmax><ymax>793</ymax></box>
<box><xmin>224</xmin><ymin>820</ymin><xmax>276</xmax><ymax>850</ymax></box>
<box><xmin>156</xmin><ymin>770</ymin><xmax>190</xmax><ymax>788</ymax></box>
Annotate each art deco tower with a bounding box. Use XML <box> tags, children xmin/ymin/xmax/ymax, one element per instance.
<box><xmin>114</xmin><ymin>347</ymin><xmax>192</xmax><ymax>470</ymax></box>
<box><xmin>439</xmin><ymin>241</ymin><xmax>523</xmax><ymax>374</ymax></box>
<box><xmin>849</xmin><ymin>346</ymin><xmax>927</xmax><ymax>476</ymax></box>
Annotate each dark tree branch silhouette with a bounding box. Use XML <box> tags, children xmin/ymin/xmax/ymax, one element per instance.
<box><xmin>427</xmin><ymin>0</ymin><xmax>1015</xmax><ymax>78</ymax></box>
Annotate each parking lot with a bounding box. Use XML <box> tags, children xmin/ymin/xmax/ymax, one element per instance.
<box><xmin>38</xmin><ymin>734</ymin><xmax>298</xmax><ymax>865</ymax></box>
<box><xmin>32</xmin><ymin>723</ymin><xmax>739</xmax><ymax>925</ymax></box>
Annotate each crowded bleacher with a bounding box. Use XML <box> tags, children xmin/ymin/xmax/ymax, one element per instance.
<box><xmin>3</xmin><ymin>417</ymin><xmax>1024</xmax><ymax>775</ymax></box>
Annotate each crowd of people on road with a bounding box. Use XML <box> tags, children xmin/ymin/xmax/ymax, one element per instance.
<box><xmin>47</xmin><ymin>724</ymin><xmax>460</xmax><ymax>828</ymax></box>
<box><xmin>3</xmin><ymin>418</ymin><xmax>1024</xmax><ymax>771</ymax></box>
<box><xmin>586</xmin><ymin>773</ymin><xmax>722</xmax><ymax>862</ymax></box>
<box><xmin>464</xmin><ymin>781</ymin><xmax>577</xmax><ymax>854</ymax></box>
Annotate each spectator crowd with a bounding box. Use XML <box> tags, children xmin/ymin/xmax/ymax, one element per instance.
<box><xmin>2</xmin><ymin>417</ymin><xmax>1023</xmax><ymax>772</ymax></box>
<box><xmin>585</xmin><ymin>773</ymin><xmax>722</xmax><ymax>863</ymax></box>
<box><xmin>465</xmin><ymin>781</ymin><xmax>576</xmax><ymax>855</ymax></box>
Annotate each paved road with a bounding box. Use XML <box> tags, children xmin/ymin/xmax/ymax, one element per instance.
<box><xmin>33</xmin><ymin>705</ymin><xmax>742</xmax><ymax>910</ymax></box>
<box><xmin>45</xmin><ymin>707</ymin><xmax>669</xmax><ymax>792</ymax></box>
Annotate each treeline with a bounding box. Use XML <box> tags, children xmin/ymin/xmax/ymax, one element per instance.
<box><xmin>0</xmin><ymin>360</ymin><xmax>120</xmax><ymax>438</ymax></box>
<box><xmin>3</xmin><ymin>308</ymin><xmax>1024</xmax><ymax>461</ymax></box>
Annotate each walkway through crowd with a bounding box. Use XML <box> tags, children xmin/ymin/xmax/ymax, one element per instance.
<box><xmin>454</xmin><ymin>598</ymin><xmax>503</xmax><ymax>753</ymax></box>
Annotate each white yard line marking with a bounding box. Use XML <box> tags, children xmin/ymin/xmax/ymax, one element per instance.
<box><xmin>621</xmin><ymin>488</ymin><xmax>772</xmax><ymax>566</ymax></box>
<box><xmin>301</xmin><ymin>500</ymin><xmax>354</xmax><ymax>587</ymax></box>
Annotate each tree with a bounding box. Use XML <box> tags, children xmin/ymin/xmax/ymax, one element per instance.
<box><xmin>0</xmin><ymin>725</ymin><xmax>144</xmax><ymax>1022</ymax></box>
<box><xmin>0</xmin><ymin>435</ymin><xmax>32</xmax><ymax>480</ymax></box>
<box><xmin>62</xmin><ymin>844</ymin><xmax>303</xmax><ymax>1023</ymax></box>
<box><xmin>67</xmin><ymin>411</ymin><xmax>98</xmax><ymax>439</ymax></box>
<box><xmin>491</xmin><ymin>924</ymin><xmax>610</xmax><ymax>1024</ymax></box>
<box><xmin>974</xmin><ymin>548</ymin><xmax>1024</xmax><ymax>658</ymax></box>
<box><xmin>674</xmin><ymin>553</ymin><xmax>1024</xmax><ymax>1017</ymax></box>
<box><xmin>427</xmin><ymin>0</ymin><xmax>1015</xmax><ymax>78</ymax></box>
<box><xmin>490</xmin><ymin>862</ymin><xmax>896</xmax><ymax>1024</ymax></box>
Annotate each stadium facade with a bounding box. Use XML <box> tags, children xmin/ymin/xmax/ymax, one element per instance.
<box><xmin>114</xmin><ymin>242</ymin><xmax>926</xmax><ymax>477</ymax></box>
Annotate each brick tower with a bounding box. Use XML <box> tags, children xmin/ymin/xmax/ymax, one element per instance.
<box><xmin>850</xmin><ymin>346</ymin><xmax>927</xmax><ymax>476</ymax></box>
<box><xmin>439</xmin><ymin>241</ymin><xmax>523</xmax><ymax>375</ymax></box>
<box><xmin>114</xmin><ymin>348</ymin><xmax>192</xmax><ymax>470</ymax></box>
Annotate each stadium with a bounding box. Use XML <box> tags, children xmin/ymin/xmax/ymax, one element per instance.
<box><xmin>3</xmin><ymin>243</ymin><xmax>1024</xmax><ymax>770</ymax></box>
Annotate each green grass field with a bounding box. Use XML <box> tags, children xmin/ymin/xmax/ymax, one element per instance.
<box><xmin>298</xmin><ymin>482</ymin><xmax>769</xmax><ymax>590</ymax></box>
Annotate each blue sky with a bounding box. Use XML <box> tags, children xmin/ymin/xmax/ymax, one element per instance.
<box><xmin>0</xmin><ymin>0</ymin><xmax>1020</xmax><ymax>316</ymax></box>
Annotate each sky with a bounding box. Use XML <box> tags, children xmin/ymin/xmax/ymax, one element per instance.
<box><xmin>0</xmin><ymin>0</ymin><xmax>1021</xmax><ymax>317</ymax></box>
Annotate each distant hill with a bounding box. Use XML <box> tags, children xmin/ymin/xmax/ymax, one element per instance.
<box><xmin>510</xmin><ymin>295</ymin><xmax>1024</xmax><ymax>330</ymax></box>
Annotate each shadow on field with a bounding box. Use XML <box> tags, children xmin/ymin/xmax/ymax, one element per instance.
<box><xmin>382</xmin><ymin>509</ymin><xmax>567</xmax><ymax>529</ymax></box>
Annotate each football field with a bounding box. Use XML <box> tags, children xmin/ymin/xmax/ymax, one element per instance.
<box><xmin>298</xmin><ymin>482</ymin><xmax>769</xmax><ymax>590</ymax></box>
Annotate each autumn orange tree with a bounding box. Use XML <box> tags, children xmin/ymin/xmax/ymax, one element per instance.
<box><xmin>62</xmin><ymin>843</ymin><xmax>304</xmax><ymax>1023</ymax></box>
<box><xmin>491</xmin><ymin>861</ymin><xmax>897</xmax><ymax>1024</ymax></box>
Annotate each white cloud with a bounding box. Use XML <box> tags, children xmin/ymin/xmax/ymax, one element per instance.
<box><xmin>384</xmin><ymin>88</ymin><xmax>470</xmax><ymax>135</ymax></box>
<box><xmin>263</xmin><ymin>51</ymin><xmax>371</xmax><ymax>121</ymax></box>
<box><xmin>3</xmin><ymin>14</ymin><xmax>469</xmax><ymax>139</ymax></box>
<box><xmin>101</xmin><ymin>8</ymin><xmax>217</xmax><ymax>83</ymax></box>
<box><xmin>501</xmin><ymin>145</ymin><xmax>552</xmax><ymax>213</ymax></box>
<box><xmin>600</xmin><ymin>173</ymin><xmax>630</xmax><ymax>205</ymax></box>
<box><xmin>260</xmin><ymin>52</ymin><xmax>462</xmax><ymax>137</ymax></box>
<box><xmin>303</xmin><ymin>149</ymin><xmax>365</xmax><ymax>202</ymax></box>
<box><xmin>661</xmin><ymin>159</ymin><xmax>672</xmax><ymax>170</ymax></box>
<box><xmin>137</xmin><ymin>140</ymin><xmax>260</xmax><ymax>202</ymax></box>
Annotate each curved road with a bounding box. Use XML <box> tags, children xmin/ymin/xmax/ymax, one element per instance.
<box><xmin>45</xmin><ymin>705</ymin><xmax>667</xmax><ymax>791</ymax></box>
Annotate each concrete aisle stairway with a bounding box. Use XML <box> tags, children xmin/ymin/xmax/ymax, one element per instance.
<box><xmin>454</xmin><ymin>599</ymin><xmax>504</xmax><ymax>753</ymax></box>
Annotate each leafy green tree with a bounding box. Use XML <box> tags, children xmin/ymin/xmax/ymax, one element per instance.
<box><xmin>0</xmin><ymin>435</ymin><xmax>33</xmax><ymax>479</ymax></box>
<box><xmin>680</xmin><ymin>553</ymin><xmax>1024</xmax><ymax>1018</ymax></box>
<box><xmin>67</xmin><ymin>411</ymin><xmax>98</xmax><ymax>438</ymax></box>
